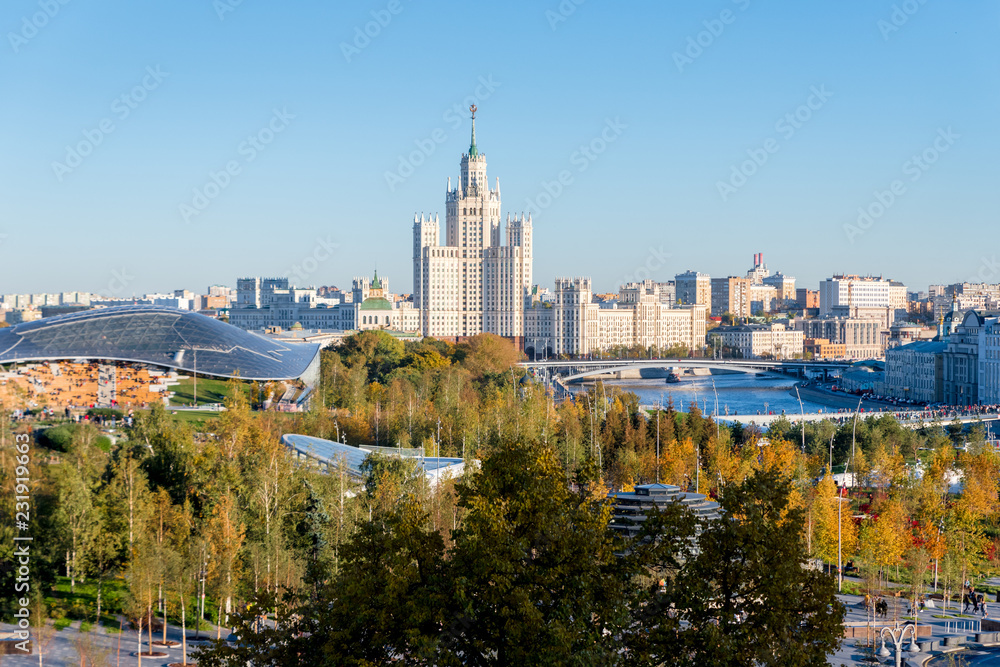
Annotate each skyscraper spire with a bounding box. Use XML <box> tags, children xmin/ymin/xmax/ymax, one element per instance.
<box><xmin>469</xmin><ymin>104</ymin><xmax>478</xmax><ymax>157</ymax></box>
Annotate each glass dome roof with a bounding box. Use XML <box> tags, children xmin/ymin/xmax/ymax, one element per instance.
<box><xmin>0</xmin><ymin>305</ymin><xmax>319</xmax><ymax>381</ymax></box>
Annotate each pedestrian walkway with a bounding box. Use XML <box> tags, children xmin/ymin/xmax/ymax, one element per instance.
<box><xmin>0</xmin><ymin>618</ymin><xmax>223</xmax><ymax>666</ymax></box>
<box><xmin>830</xmin><ymin>589</ymin><xmax>1000</xmax><ymax>666</ymax></box>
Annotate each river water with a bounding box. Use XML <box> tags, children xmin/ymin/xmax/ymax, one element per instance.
<box><xmin>583</xmin><ymin>374</ymin><xmax>831</xmax><ymax>417</ymax></box>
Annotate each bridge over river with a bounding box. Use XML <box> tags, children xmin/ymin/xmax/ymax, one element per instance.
<box><xmin>651</xmin><ymin>409</ymin><xmax>1000</xmax><ymax>430</ymax></box>
<box><xmin>520</xmin><ymin>358</ymin><xmax>853</xmax><ymax>383</ymax></box>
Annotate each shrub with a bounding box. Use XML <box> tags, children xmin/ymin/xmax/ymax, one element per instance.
<box><xmin>87</xmin><ymin>408</ymin><xmax>124</xmax><ymax>419</ymax></box>
<box><xmin>94</xmin><ymin>435</ymin><xmax>112</xmax><ymax>452</ymax></box>
<box><xmin>36</xmin><ymin>424</ymin><xmax>75</xmax><ymax>452</ymax></box>
<box><xmin>841</xmin><ymin>580</ymin><xmax>862</xmax><ymax>595</ymax></box>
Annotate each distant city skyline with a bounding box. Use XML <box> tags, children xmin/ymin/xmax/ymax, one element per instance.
<box><xmin>2</xmin><ymin>1</ymin><xmax>997</xmax><ymax>295</ymax></box>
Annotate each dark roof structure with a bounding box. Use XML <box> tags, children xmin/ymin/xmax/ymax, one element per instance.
<box><xmin>609</xmin><ymin>483</ymin><xmax>720</xmax><ymax>539</ymax></box>
<box><xmin>0</xmin><ymin>305</ymin><xmax>320</xmax><ymax>382</ymax></box>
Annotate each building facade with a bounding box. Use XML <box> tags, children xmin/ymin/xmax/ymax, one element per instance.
<box><xmin>819</xmin><ymin>275</ymin><xmax>908</xmax><ymax>325</ymax></box>
<box><xmin>711</xmin><ymin>277</ymin><xmax>751</xmax><ymax>318</ymax></box>
<box><xmin>804</xmin><ymin>338</ymin><xmax>846</xmax><ymax>360</ymax></box>
<box><xmin>979</xmin><ymin>317</ymin><xmax>1000</xmax><ymax>406</ymax></box>
<box><xmin>763</xmin><ymin>271</ymin><xmax>796</xmax><ymax>306</ymax></box>
<box><xmin>710</xmin><ymin>323</ymin><xmax>804</xmax><ymax>359</ymax></box>
<box><xmin>883</xmin><ymin>340</ymin><xmax>945</xmax><ymax>404</ymax></box>
<box><xmin>524</xmin><ymin>278</ymin><xmax>706</xmax><ymax>357</ymax></box>
<box><xmin>229</xmin><ymin>274</ymin><xmax>419</xmax><ymax>333</ymax></box>
<box><xmin>675</xmin><ymin>270</ymin><xmax>711</xmax><ymax>308</ymax></box>
<box><xmin>795</xmin><ymin>317</ymin><xmax>885</xmax><ymax>360</ymax></box>
<box><xmin>942</xmin><ymin>310</ymin><xmax>987</xmax><ymax>406</ymax></box>
<box><xmin>412</xmin><ymin>108</ymin><xmax>532</xmax><ymax>339</ymax></box>
<box><xmin>796</xmin><ymin>288</ymin><xmax>820</xmax><ymax>310</ymax></box>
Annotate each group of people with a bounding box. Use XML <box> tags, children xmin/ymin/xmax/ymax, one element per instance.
<box><xmin>864</xmin><ymin>593</ymin><xmax>890</xmax><ymax>619</ymax></box>
<box><xmin>963</xmin><ymin>582</ymin><xmax>990</xmax><ymax>617</ymax></box>
<box><xmin>864</xmin><ymin>583</ymin><xmax>993</xmax><ymax>620</ymax></box>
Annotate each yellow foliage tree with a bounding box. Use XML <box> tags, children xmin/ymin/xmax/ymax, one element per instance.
<box><xmin>812</xmin><ymin>473</ymin><xmax>857</xmax><ymax>566</ymax></box>
<box><xmin>858</xmin><ymin>498</ymin><xmax>910</xmax><ymax>588</ymax></box>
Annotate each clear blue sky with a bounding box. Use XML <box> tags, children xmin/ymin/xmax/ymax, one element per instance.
<box><xmin>1</xmin><ymin>0</ymin><xmax>997</xmax><ymax>297</ymax></box>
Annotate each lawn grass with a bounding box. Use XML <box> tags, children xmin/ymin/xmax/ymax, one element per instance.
<box><xmin>169</xmin><ymin>377</ymin><xmax>242</xmax><ymax>406</ymax></box>
<box><xmin>165</xmin><ymin>409</ymin><xmax>221</xmax><ymax>430</ymax></box>
<box><xmin>44</xmin><ymin>576</ymin><xmax>220</xmax><ymax>631</ymax></box>
<box><xmin>840</xmin><ymin>580</ymin><xmax>862</xmax><ymax>595</ymax></box>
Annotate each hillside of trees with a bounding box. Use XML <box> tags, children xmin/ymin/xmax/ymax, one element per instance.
<box><xmin>2</xmin><ymin>330</ymin><xmax>999</xmax><ymax>664</ymax></box>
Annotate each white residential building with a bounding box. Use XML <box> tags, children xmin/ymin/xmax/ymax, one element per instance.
<box><xmin>710</xmin><ymin>322</ymin><xmax>804</xmax><ymax>359</ymax></box>
<box><xmin>412</xmin><ymin>107</ymin><xmax>531</xmax><ymax>339</ymax></box>
<box><xmin>819</xmin><ymin>275</ymin><xmax>908</xmax><ymax>325</ymax></box>
<box><xmin>524</xmin><ymin>278</ymin><xmax>706</xmax><ymax>357</ymax></box>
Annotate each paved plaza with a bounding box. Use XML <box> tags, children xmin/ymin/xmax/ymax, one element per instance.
<box><xmin>1</xmin><ymin>618</ymin><xmax>220</xmax><ymax>666</ymax></box>
<box><xmin>4</xmin><ymin>592</ymin><xmax>1000</xmax><ymax>666</ymax></box>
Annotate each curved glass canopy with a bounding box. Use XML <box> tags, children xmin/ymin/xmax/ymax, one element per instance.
<box><xmin>0</xmin><ymin>305</ymin><xmax>319</xmax><ymax>381</ymax></box>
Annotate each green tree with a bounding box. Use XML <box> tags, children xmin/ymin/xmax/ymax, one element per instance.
<box><xmin>627</xmin><ymin>469</ymin><xmax>844</xmax><ymax>666</ymax></box>
<box><xmin>50</xmin><ymin>461</ymin><xmax>94</xmax><ymax>593</ymax></box>
<box><xmin>336</xmin><ymin>330</ymin><xmax>406</xmax><ymax>384</ymax></box>
<box><xmin>318</xmin><ymin>496</ymin><xmax>449</xmax><ymax>665</ymax></box>
<box><xmin>447</xmin><ymin>445</ymin><xmax>625</xmax><ymax>666</ymax></box>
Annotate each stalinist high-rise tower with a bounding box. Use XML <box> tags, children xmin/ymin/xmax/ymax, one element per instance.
<box><xmin>412</xmin><ymin>106</ymin><xmax>532</xmax><ymax>340</ymax></box>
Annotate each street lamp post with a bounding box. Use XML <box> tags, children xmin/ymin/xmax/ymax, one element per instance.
<box><xmin>837</xmin><ymin>490</ymin><xmax>842</xmax><ymax>593</ymax></box>
<box><xmin>850</xmin><ymin>396</ymin><xmax>863</xmax><ymax>486</ymax></box>
<box><xmin>655</xmin><ymin>398</ymin><xmax>660</xmax><ymax>484</ymax></box>
<box><xmin>878</xmin><ymin>624</ymin><xmax>920</xmax><ymax>667</ymax></box>
<box><xmin>795</xmin><ymin>385</ymin><xmax>805</xmax><ymax>452</ymax></box>
<box><xmin>711</xmin><ymin>379</ymin><xmax>720</xmax><ymax>442</ymax></box>
<box><xmin>196</xmin><ymin>549</ymin><xmax>209</xmax><ymax>640</ymax></box>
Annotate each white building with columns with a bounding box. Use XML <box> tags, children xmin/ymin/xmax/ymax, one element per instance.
<box><xmin>229</xmin><ymin>274</ymin><xmax>419</xmax><ymax>333</ymax></box>
<box><xmin>412</xmin><ymin>106</ymin><xmax>532</xmax><ymax>339</ymax></box>
<box><xmin>524</xmin><ymin>278</ymin><xmax>706</xmax><ymax>357</ymax></box>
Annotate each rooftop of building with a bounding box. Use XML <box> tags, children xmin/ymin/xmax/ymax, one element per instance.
<box><xmin>0</xmin><ymin>304</ymin><xmax>320</xmax><ymax>381</ymax></box>
<box><xmin>281</xmin><ymin>433</ymin><xmax>467</xmax><ymax>484</ymax></box>
<box><xmin>359</xmin><ymin>297</ymin><xmax>393</xmax><ymax>311</ymax></box>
